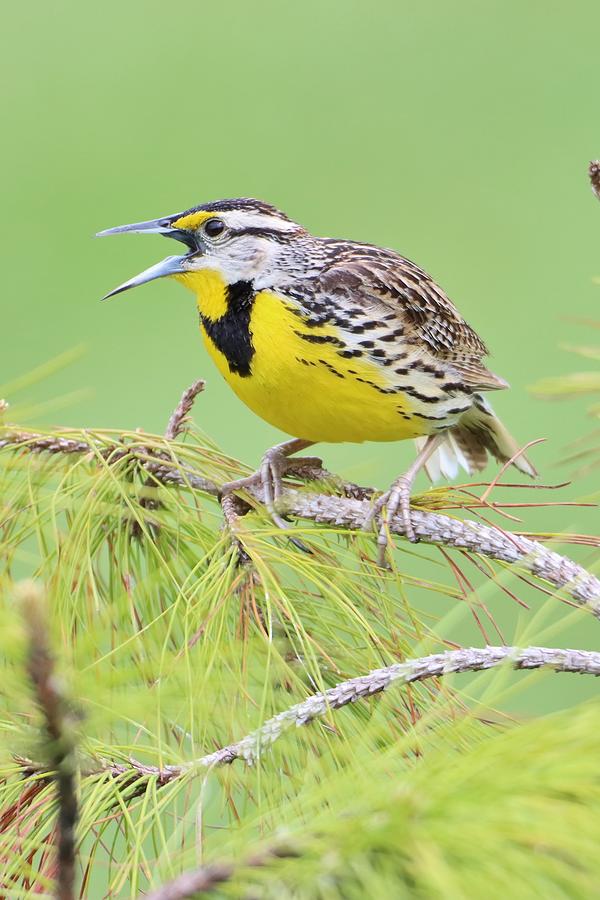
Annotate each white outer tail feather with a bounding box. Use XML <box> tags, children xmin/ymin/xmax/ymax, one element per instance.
<box><xmin>416</xmin><ymin>396</ymin><xmax>538</xmax><ymax>482</ymax></box>
<box><xmin>417</xmin><ymin>432</ymin><xmax>472</xmax><ymax>481</ymax></box>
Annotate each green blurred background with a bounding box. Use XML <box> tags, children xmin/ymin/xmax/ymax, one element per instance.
<box><xmin>1</xmin><ymin>0</ymin><xmax>598</xmax><ymax>592</ymax></box>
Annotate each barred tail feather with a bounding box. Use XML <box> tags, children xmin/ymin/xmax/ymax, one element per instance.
<box><xmin>417</xmin><ymin>395</ymin><xmax>538</xmax><ymax>482</ymax></box>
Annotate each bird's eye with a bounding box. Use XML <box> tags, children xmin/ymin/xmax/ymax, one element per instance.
<box><xmin>202</xmin><ymin>218</ymin><xmax>226</xmax><ymax>238</ymax></box>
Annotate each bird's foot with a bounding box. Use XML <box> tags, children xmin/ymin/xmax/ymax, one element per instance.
<box><xmin>364</xmin><ymin>434</ymin><xmax>444</xmax><ymax>565</ymax></box>
<box><xmin>220</xmin><ymin>440</ymin><xmax>315</xmax><ymax>552</ymax></box>
<box><xmin>364</xmin><ymin>474</ymin><xmax>418</xmax><ymax>567</ymax></box>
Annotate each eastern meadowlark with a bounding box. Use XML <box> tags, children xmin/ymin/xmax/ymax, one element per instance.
<box><xmin>98</xmin><ymin>198</ymin><xmax>536</xmax><ymax>562</ymax></box>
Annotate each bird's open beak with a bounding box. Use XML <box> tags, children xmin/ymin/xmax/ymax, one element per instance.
<box><xmin>96</xmin><ymin>214</ymin><xmax>196</xmax><ymax>301</ymax></box>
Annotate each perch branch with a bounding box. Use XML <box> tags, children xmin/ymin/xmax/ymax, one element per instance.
<box><xmin>15</xmin><ymin>646</ymin><xmax>600</xmax><ymax>785</ymax></box>
<box><xmin>18</xmin><ymin>581</ymin><xmax>77</xmax><ymax>900</ymax></box>
<box><xmin>2</xmin><ymin>426</ymin><xmax>599</xmax><ymax>614</ymax></box>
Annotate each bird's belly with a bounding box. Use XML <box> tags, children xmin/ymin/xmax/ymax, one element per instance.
<box><xmin>200</xmin><ymin>290</ymin><xmax>467</xmax><ymax>443</ymax></box>
<box><xmin>222</xmin><ymin>354</ymin><xmax>422</xmax><ymax>443</ymax></box>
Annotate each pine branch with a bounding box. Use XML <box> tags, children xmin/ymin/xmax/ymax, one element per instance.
<box><xmin>2</xmin><ymin>425</ymin><xmax>599</xmax><ymax>614</ymax></box>
<box><xmin>17</xmin><ymin>645</ymin><xmax>600</xmax><ymax>785</ymax></box>
<box><xmin>3</xmin><ymin>358</ymin><xmax>598</xmax><ymax>892</ymax></box>
<box><xmin>18</xmin><ymin>581</ymin><xmax>77</xmax><ymax>900</ymax></box>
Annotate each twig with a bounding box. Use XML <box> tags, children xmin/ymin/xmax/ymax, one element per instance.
<box><xmin>164</xmin><ymin>380</ymin><xmax>205</xmax><ymax>441</ymax></box>
<box><xmin>16</xmin><ymin>645</ymin><xmax>600</xmax><ymax>785</ymax></box>
<box><xmin>17</xmin><ymin>581</ymin><xmax>77</xmax><ymax>900</ymax></box>
<box><xmin>479</xmin><ymin>438</ymin><xmax>544</xmax><ymax>504</ymax></box>
<box><xmin>2</xmin><ymin>428</ymin><xmax>599</xmax><ymax>615</ymax></box>
<box><xmin>590</xmin><ymin>160</ymin><xmax>600</xmax><ymax>201</ymax></box>
<box><xmin>132</xmin><ymin>379</ymin><xmax>207</xmax><ymax>537</ymax></box>
<box><xmin>187</xmin><ymin>645</ymin><xmax>600</xmax><ymax>767</ymax></box>
<box><xmin>141</xmin><ymin>846</ymin><xmax>296</xmax><ymax>900</ymax></box>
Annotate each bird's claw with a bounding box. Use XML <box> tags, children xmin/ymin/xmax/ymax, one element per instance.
<box><xmin>259</xmin><ymin>445</ymin><xmax>290</xmax><ymax>527</ymax></box>
<box><xmin>220</xmin><ymin>447</ymin><xmax>312</xmax><ymax>553</ymax></box>
<box><xmin>365</xmin><ymin>476</ymin><xmax>418</xmax><ymax>567</ymax></box>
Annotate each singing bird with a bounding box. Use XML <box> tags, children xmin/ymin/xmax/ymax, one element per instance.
<box><xmin>98</xmin><ymin>198</ymin><xmax>536</xmax><ymax>562</ymax></box>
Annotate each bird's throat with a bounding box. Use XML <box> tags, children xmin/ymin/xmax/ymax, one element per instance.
<box><xmin>174</xmin><ymin>269</ymin><xmax>230</xmax><ymax>321</ymax></box>
<box><xmin>175</xmin><ymin>269</ymin><xmax>256</xmax><ymax>378</ymax></box>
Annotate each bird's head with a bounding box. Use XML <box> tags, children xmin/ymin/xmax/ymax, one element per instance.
<box><xmin>97</xmin><ymin>198</ymin><xmax>306</xmax><ymax>300</ymax></box>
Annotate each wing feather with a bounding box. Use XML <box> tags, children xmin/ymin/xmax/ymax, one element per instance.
<box><xmin>311</xmin><ymin>241</ymin><xmax>506</xmax><ymax>391</ymax></box>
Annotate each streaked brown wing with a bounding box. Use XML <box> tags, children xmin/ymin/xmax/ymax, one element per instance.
<box><xmin>314</xmin><ymin>242</ymin><xmax>507</xmax><ymax>391</ymax></box>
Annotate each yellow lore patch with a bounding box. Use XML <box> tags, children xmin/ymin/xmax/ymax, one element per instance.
<box><xmin>171</xmin><ymin>210</ymin><xmax>217</xmax><ymax>231</ymax></box>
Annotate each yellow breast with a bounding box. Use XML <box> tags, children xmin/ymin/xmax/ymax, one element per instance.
<box><xmin>175</xmin><ymin>269</ymin><xmax>426</xmax><ymax>443</ymax></box>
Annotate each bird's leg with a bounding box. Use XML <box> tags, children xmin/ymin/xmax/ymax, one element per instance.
<box><xmin>221</xmin><ymin>438</ymin><xmax>315</xmax><ymax>533</ymax></box>
<box><xmin>366</xmin><ymin>434</ymin><xmax>445</xmax><ymax>564</ymax></box>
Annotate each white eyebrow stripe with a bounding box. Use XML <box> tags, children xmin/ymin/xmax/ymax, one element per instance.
<box><xmin>222</xmin><ymin>210</ymin><xmax>299</xmax><ymax>232</ymax></box>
